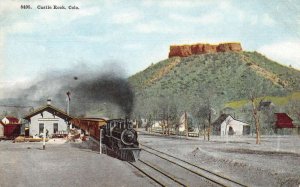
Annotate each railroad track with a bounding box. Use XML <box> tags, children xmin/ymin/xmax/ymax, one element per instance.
<box><xmin>128</xmin><ymin>160</ymin><xmax>185</xmax><ymax>187</ymax></box>
<box><xmin>128</xmin><ymin>153</ymin><xmax>223</xmax><ymax>187</ymax></box>
<box><xmin>135</xmin><ymin>144</ymin><xmax>248</xmax><ymax>187</ymax></box>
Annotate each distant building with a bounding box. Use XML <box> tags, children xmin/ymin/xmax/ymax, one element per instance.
<box><xmin>212</xmin><ymin>114</ymin><xmax>250</xmax><ymax>136</ymax></box>
<box><xmin>258</xmin><ymin>101</ymin><xmax>275</xmax><ymax>111</ymax></box>
<box><xmin>23</xmin><ymin>100</ymin><xmax>72</xmax><ymax>137</ymax></box>
<box><xmin>0</xmin><ymin>116</ymin><xmax>22</xmax><ymax>138</ymax></box>
<box><xmin>274</xmin><ymin>113</ymin><xmax>294</xmax><ymax>129</ymax></box>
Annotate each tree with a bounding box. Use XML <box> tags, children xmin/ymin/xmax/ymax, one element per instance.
<box><xmin>240</xmin><ymin>71</ymin><xmax>272</xmax><ymax>144</ymax></box>
<box><xmin>286</xmin><ymin>97</ymin><xmax>300</xmax><ymax>125</ymax></box>
<box><xmin>157</xmin><ymin>95</ymin><xmax>178</xmax><ymax>135</ymax></box>
<box><xmin>192</xmin><ymin>96</ymin><xmax>216</xmax><ymax>141</ymax></box>
<box><xmin>260</xmin><ymin>102</ymin><xmax>276</xmax><ymax>134</ymax></box>
<box><xmin>191</xmin><ymin>84</ymin><xmax>217</xmax><ymax>141</ymax></box>
<box><xmin>168</xmin><ymin>102</ymin><xmax>179</xmax><ymax>135</ymax></box>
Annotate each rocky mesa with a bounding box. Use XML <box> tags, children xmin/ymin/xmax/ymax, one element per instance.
<box><xmin>169</xmin><ymin>42</ymin><xmax>242</xmax><ymax>58</ymax></box>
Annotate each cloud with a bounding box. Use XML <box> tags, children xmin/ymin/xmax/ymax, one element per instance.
<box><xmin>122</xmin><ymin>43</ymin><xmax>143</xmax><ymax>50</ymax></box>
<box><xmin>135</xmin><ymin>21</ymin><xmax>174</xmax><ymax>34</ymax></box>
<box><xmin>157</xmin><ymin>0</ymin><xmax>209</xmax><ymax>8</ymax></box>
<box><xmin>112</xmin><ymin>10</ymin><xmax>142</xmax><ymax>24</ymax></box>
<box><xmin>169</xmin><ymin>12</ymin><xmax>222</xmax><ymax>25</ymax></box>
<box><xmin>261</xmin><ymin>13</ymin><xmax>276</xmax><ymax>26</ymax></box>
<box><xmin>8</xmin><ymin>22</ymin><xmax>35</xmax><ymax>33</ymax></box>
<box><xmin>258</xmin><ymin>40</ymin><xmax>300</xmax><ymax>69</ymax></box>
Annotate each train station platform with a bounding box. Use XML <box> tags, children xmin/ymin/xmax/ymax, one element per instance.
<box><xmin>0</xmin><ymin>141</ymin><xmax>155</xmax><ymax>187</ymax></box>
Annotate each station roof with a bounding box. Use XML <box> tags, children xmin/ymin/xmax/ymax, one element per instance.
<box><xmin>23</xmin><ymin>104</ymin><xmax>72</xmax><ymax>121</ymax></box>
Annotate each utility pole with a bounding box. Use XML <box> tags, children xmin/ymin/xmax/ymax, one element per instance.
<box><xmin>208</xmin><ymin>108</ymin><xmax>211</xmax><ymax>141</ymax></box>
<box><xmin>66</xmin><ymin>91</ymin><xmax>71</xmax><ymax>115</ymax></box>
<box><xmin>66</xmin><ymin>91</ymin><xmax>72</xmax><ymax>129</ymax></box>
<box><xmin>99</xmin><ymin>128</ymin><xmax>103</xmax><ymax>154</ymax></box>
<box><xmin>185</xmin><ymin>111</ymin><xmax>188</xmax><ymax>139</ymax></box>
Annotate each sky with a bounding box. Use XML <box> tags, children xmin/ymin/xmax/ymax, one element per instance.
<box><xmin>1</xmin><ymin>0</ymin><xmax>300</xmax><ymax>90</ymax></box>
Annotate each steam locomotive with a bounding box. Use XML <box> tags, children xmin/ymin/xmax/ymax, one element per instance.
<box><xmin>71</xmin><ymin>118</ymin><xmax>141</xmax><ymax>162</ymax></box>
<box><xmin>102</xmin><ymin>119</ymin><xmax>141</xmax><ymax>162</ymax></box>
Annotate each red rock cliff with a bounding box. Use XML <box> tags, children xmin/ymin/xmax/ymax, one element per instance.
<box><xmin>169</xmin><ymin>42</ymin><xmax>242</xmax><ymax>58</ymax></box>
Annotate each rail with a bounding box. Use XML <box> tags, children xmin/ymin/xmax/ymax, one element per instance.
<box><xmin>140</xmin><ymin>144</ymin><xmax>248</xmax><ymax>187</ymax></box>
<box><xmin>148</xmin><ymin>129</ymin><xmax>200</xmax><ymax>137</ymax></box>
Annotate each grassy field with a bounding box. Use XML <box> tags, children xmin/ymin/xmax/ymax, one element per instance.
<box><xmin>225</xmin><ymin>91</ymin><xmax>300</xmax><ymax>109</ymax></box>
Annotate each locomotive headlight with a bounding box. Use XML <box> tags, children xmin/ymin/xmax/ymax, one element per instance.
<box><xmin>121</xmin><ymin>130</ymin><xmax>135</xmax><ymax>145</ymax></box>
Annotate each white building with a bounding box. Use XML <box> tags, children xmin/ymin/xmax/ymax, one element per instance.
<box><xmin>212</xmin><ymin>114</ymin><xmax>250</xmax><ymax>136</ymax></box>
<box><xmin>23</xmin><ymin>102</ymin><xmax>72</xmax><ymax>137</ymax></box>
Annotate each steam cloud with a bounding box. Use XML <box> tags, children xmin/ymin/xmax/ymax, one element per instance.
<box><xmin>1</xmin><ymin>63</ymin><xmax>135</xmax><ymax>118</ymax></box>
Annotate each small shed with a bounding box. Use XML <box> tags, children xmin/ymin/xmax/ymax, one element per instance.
<box><xmin>1</xmin><ymin>116</ymin><xmax>22</xmax><ymax>138</ymax></box>
<box><xmin>274</xmin><ymin>113</ymin><xmax>294</xmax><ymax>128</ymax></box>
<box><xmin>212</xmin><ymin>114</ymin><xmax>250</xmax><ymax>136</ymax></box>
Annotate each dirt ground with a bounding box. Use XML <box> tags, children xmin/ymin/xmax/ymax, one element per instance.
<box><xmin>139</xmin><ymin>132</ymin><xmax>300</xmax><ymax>187</ymax></box>
<box><xmin>0</xmin><ymin>140</ymin><xmax>154</xmax><ymax>187</ymax></box>
<box><xmin>1</xmin><ymin>134</ymin><xmax>299</xmax><ymax>187</ymax></box>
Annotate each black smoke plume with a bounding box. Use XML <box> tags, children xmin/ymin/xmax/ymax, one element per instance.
<box><xmin>1</xmin><ymin>63</ymin><xmax>135</xmax><ymax>118</ymax></box>
<box><xmin>67</xmin><ymin>73</ymin><xmax>134</xmax><ymax>117</ymax></box>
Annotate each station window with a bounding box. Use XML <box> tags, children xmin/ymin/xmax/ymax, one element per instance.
<box><xmin>39</xmin><ymin>123</ymin><xmax>44</xmax><ymax>134</ymax></box>
<box><xmin>53</xmin><ymin>123</ymin><xmax>58</xmax><ymax>133</ymax></box>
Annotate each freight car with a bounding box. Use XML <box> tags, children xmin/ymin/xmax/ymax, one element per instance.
<box><xmin>71</xmin><ymin>118</ymin><xmax>107</xmax><ymax>140</ymax></box>
<box><xmin>71</xmin><ymin>118</ymin><xmax>141</xmax><ymax>162</ymax></box>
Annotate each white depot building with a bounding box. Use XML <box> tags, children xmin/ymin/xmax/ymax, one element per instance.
<box><xmin>23</xmin><ymin>100</ymin><xmax>72</xmax><ymax>137</ymax></box>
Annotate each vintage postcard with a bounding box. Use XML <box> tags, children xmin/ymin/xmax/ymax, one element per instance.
<box><xmin>0</xmin><ymin>0</ymin><xmax>299</xmax><ymax>186</ymax></box>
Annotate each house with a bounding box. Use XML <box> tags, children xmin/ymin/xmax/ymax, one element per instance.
<box><xmin>258</xmin><ymin>101</ymin><xmax>275</xmax><ymax>111</ymax></box>
<box><xmin>274</xmin><ymin>113</ymin><xmax>294</xmax><ymax>129</ymax></box>
<box><xmin>23</xmin><ymin>100</ymin><xmax>72</xmax><ymax>137</ymax></box>
<box><xmin>0</xmin><ymin>116</ymin><xmax>22</xmax><ymax>138</ymax></box>
<box><xmin>212</xmin><ymin>114</ymin><xmax>250</xmax><ymax>136</ymax></box>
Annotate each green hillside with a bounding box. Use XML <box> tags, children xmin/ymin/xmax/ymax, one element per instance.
<box><xmin>129</xmin><ymin>51</ymin><xmax>300</xmax><ymax>122</ymax></box>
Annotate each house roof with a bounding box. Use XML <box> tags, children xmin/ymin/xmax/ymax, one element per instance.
<box><xmin>23</xmin><ymin>104</ymin><xmax>72</xmax><ymax>121</ymax></box>
<box><xmin>1</xmin><ymin>116</ymin><xmax>21</xmax><ymax>125</ymax></box>
<box><xmin>4</xmin><ymin>116</ymin><xmax>19</xmax><ymax>123</ymax></box>
<box><xmin>0</xmin><ymin>120</ymin><xmax>21</xmax><ymax>126</ymax></box>
<box><xmin>212</xmin><ymin>114</ymin><xmax>230</xmax><ymax>127</ymax></box>
<box><xmin>259</xmin><ymin>101</ymin><xmax>275</xmax><ymax>111</ymax></box>
<box><xmin>260</xmin><ymin>101</ymin><xmax>273</xmax><ymax>107</ymax></box>
<box><xmin>274</xmin><ymin>113</ymin><xmax>294</xmax><ymax>128</ymax></box>
<box><xmin>212</xmin><ymin>114</ymin><xmax>249</xmax><ymax>127</ymax></box>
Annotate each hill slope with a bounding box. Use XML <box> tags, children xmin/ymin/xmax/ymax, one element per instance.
<box><xmin>129</xmin><ymin>51</ymin><xmax>300</xmax><ymax>118</ymax></box>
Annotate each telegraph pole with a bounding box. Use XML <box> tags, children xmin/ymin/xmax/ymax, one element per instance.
<box><xmin>185</xmin><ymin>111</ymin><xmax>188</xmax><ymax>139</ymax></box>
<box><xmin>99</xmin><ymin>128</ymin><xmax>103</xmax><ymax>154</ymax></box>
<box><xmin>66</xmin><ymin>92</ymin><xmax>70</xmax><ymax>115</ymax></box>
